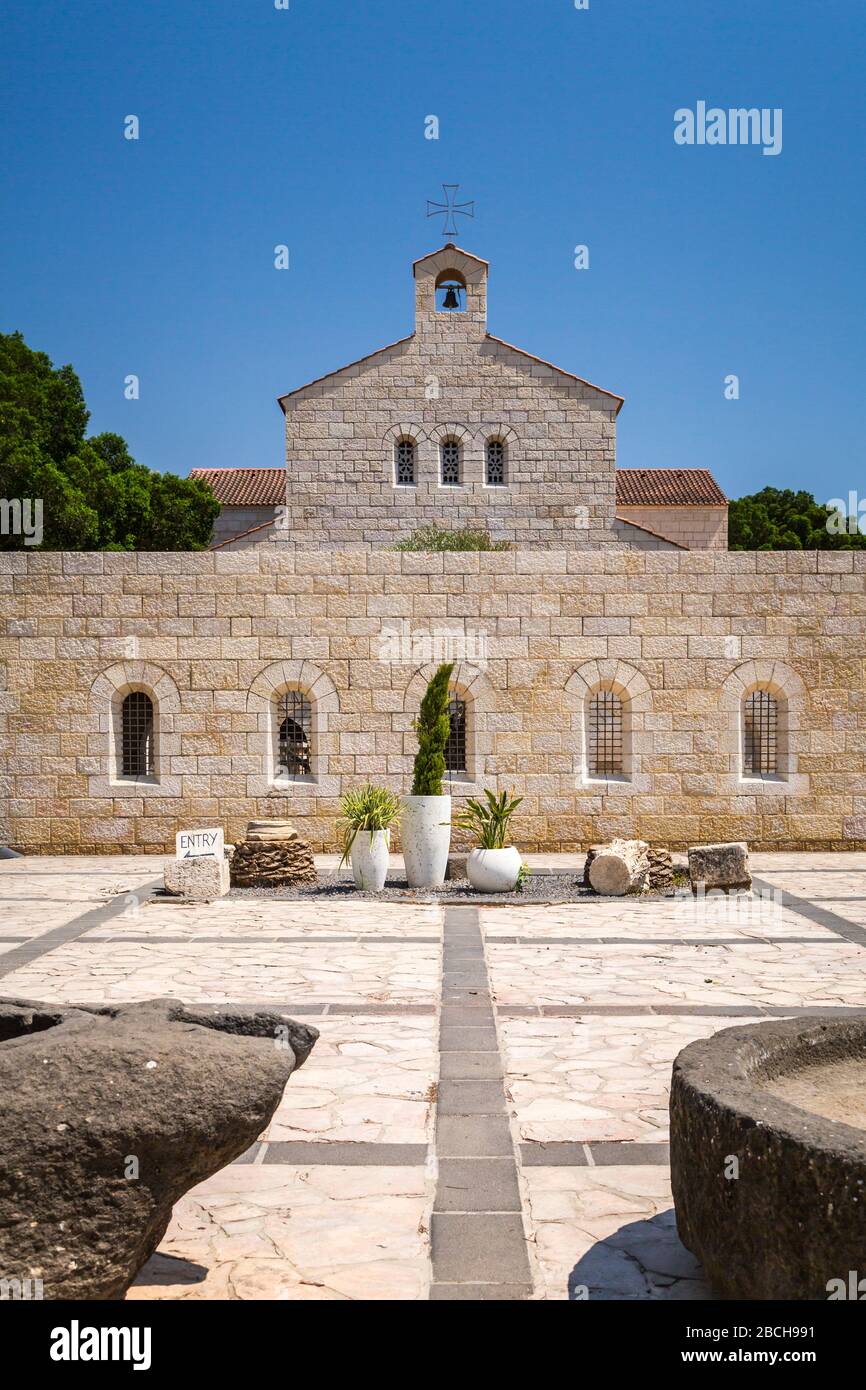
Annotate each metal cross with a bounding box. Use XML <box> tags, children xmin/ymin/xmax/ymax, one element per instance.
<box><xmin>426</xmin><ymin>184</ymin><xmax>474</xmax><ymax>238</ymax></box>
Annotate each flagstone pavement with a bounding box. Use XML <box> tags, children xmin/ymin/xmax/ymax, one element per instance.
<box><xmin>1</xmin><ymin>850</ymin><xmax>865</xmax><ymax>1301</ymax></box>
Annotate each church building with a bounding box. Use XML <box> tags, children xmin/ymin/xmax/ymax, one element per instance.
<box><xmin>192</xmin><ymin>244</ymin><xmax>728</xmax><ymax>552</ymax></box>
<box><xmin>1</xmin><ymin>246</ymin><xmax>862</xmax><ymax>859</ymax></box>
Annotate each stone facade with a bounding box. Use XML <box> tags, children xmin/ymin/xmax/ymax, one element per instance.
<box><xmin>278</xmin><ymin>245</ymin><xmax>623</xmax><ymax>548</ymax></box>
<box><xmin>615</xmin><ymin>504</ymin><xmax>728</xmax><ymax>551</ymax></box>
<box><xmin>212</xmin><ymin>505</ymin><xmax>277</xmax><ymax>548</ymax></box>
<box><xmin>1</xmin><ymin>547</ymin><xmax>863</xmax><ymax>855</ymax></box>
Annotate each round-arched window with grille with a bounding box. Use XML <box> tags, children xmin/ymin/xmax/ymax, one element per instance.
<box><xmin>485</xmin><ymin>439</ymin><xmax>506</xmax><ymax>486</ymax></box>
<box><xmin>276</xmin><ymin>690</ymin><xmax>312</xmax><ymax>777</ymax></box>
<box><xmin>588</xmin><ymin>689</ymin><xmax>623</xmax><ymax>778</ymax></box>
<box><xmin>395</xmin><ymin>438</ymin><xmax>416</xmax><ymax>487</ymax></box>
<box><xmin>440</xmin><ymin>440</ymin><xmax>461</xmax><ymax>487</ymax></box>
<box><xmin>743</xmin><ymin>688</ymin><xmax>778</xmax><ymax>777</ymax></box>
<box><xmin>121</xmin><ymin>691</ymin><xmax>154</xmax><ymax>778</ymax></box>
<box><xmin>445</xmin><ymin>695</ymin><xmax>467</xmax><ymax>774</ymax></box>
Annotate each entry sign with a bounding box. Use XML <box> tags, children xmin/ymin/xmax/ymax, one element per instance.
<box><xmin>176</xmin><ymin>828</ymin><xmax>224</xmax><ymax>861</ymax></box>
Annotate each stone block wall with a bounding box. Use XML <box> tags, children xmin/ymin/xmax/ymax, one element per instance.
<box><xmin>0</xmin><ymin>548</ymin><xmax>863</xmax><ymax>854</ymax></box>
<box><xmin>616</xmin><ymin>504</ymin><xmax>728</xmax><ymax>550</ymax></box>
<box><xmin>211</xmin><ymin>504</ymin><xmax>277</xmax><ymax>548</ymax></box>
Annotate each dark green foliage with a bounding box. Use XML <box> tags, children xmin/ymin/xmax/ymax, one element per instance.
<box><xmin>395</xmin><ymin>523</ymin><xmax>511</xmax><ymax>552</ymax></box>
<box><xmin>0</xmin><ymin>331</ymin><xmax>219</xmax><ymax>550</ymax></box>
<box><xmin>728</xmin><ymin>486</ymin><xmax>866</xmax><ymax>551</ymax></box>
<box><xmin>410</xmin><ymin>662</ymin><xmax>454</xmax><ymax>797</ymax></box>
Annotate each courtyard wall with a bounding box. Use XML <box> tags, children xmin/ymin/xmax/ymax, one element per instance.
<box><xmin>0</xmin><ymin>547</ymin><xmax>863</xmax><ymax>854</ymax></box>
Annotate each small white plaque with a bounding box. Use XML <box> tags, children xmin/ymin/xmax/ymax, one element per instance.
<box><xmin>175</xmin><ymin>827</ymin><xmax>224</xmax><ymax>861</ymax></box>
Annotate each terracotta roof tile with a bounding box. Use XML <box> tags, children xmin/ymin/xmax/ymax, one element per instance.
<box><xmin>616</xmin><ymin>469</ymin><xmax>727</xmax><ymax>507</ymax></box>
<box><xmin>189</xmin><ymin>468</ymin><xmax>286</xmax><ymax>506</ymax></box>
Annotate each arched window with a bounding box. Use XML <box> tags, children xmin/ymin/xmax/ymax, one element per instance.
<box><xmin>276</xmin><ymin>690</ymin><xmax>312</xmax><ymax>778</ymax></box>
<box><xmin>588</xmin><ymin>688</ymin><xmax>623</xmax><ymax>778</ymax></box>
<box><xmin>743</xmin><ymin>688</ymin><xmax>778</xmax><ymax>777</ymax></box>
<box><xmin>121</xmin><ymin>691</ymin><xmax>154</xmax><ymax>778</ymax></box>
<box><xmin>445</xmin><ymin>694</ymin><xmax>467</xmax><ymax>774</ymax></box>
<box><xmin>440</xmin><ymin>439</ymin><xmax>461</xmax><ymax>487</ymax></box>
<box><xmin>395</xmin><ymin>438</ymin><xmax>416</xmax><ymax>487</ymax></box>
<box><xmin>485</xmin><ymin>438</ymin><xmax>506</xmax><ymax>487</ymax></box>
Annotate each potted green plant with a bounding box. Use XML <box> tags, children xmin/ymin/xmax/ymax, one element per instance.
<box><xmin>455</xmin><ymin>788</ymin><xmax>524</xmax><ymax>893</ymax></box>
<box><xmin>339</xmin><ymin>783</ymin><xmax>401</xmax><ymax>892</ymax></box>
<box><xmin>402</xmin><ymin>662</ymin><xmax>454</xmax><ymax>889</ymax></box>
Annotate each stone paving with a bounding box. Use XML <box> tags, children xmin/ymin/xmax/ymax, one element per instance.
<box><xmin>2</xmin><ymin>851</ymin><xmax>866</xmax><ymax>1300</ymax></box>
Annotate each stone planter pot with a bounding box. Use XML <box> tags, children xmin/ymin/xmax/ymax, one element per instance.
<box><xmin>401</xmin><ymin>795</ymin><xmax>451</xmax><ymax>888</ymax></box>
<box><xmin>467</xmin><ymin>846</ymin><xmax>522</xmax><ymax>893</ymax></box>
<box><xmin>350</xmin><ymin>829</ymin><xmax>390</xmax><ymax>892</ymax></box>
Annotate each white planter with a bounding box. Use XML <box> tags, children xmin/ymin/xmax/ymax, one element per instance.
<box><xmin>467</xmin><ymin>846</ymin><xmax>522</xmax><ymax>894</ymax></box>
<box><xmin>350</xmin><ymin>829</ymin><xmax>390</xmax><ymax>892</ymax></box>
<box><xmin>401</xmin><ymin>795</ymin><xmax>451</xmax><ymax>888</ymax></box>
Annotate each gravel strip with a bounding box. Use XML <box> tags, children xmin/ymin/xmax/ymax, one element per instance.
<box><xmin>226</xmin><ymin>872</ymin><xmax>678</xmax><ymax>906</ymax></box>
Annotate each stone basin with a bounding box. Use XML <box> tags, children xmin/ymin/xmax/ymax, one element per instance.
<box><xmin>670</xmin><ymin>1016</ymin><xmax>866</xmax><ymax>1301</ymax></box>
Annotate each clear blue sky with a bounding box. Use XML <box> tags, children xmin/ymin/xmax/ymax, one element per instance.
<box><xmin>2</xmin><ymin>0</ymin><xmax>864</xmax><ymax>503</ymax></box>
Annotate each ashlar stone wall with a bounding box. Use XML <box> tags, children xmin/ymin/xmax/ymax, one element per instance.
<box><xmin>1</xmin><ymin>547</ymin><xmax>863</xmax><ymax>855</ymax></box>
<box><xmin>616</xmin><ymin>504</ymin><xmax>728</xmax><ymax>551</ymax></box>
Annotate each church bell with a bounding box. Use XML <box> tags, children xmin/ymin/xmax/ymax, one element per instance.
<box><xmin>442</xmin><ymin>285</ymin><xmax>460</xmax><ymax>310</ymax></box>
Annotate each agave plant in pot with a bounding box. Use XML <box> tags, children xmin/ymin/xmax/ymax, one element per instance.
<box><xmin>402</xmin><ymin>662</ymin><xmax>454</xmax><ymax>889</ymax></box>
<box><xmin>339</xmin><ymin>783</ymin><xmax>401</xmax><ymax>893</ymax></box>
<box><xmin>456</xmin><ymin>788</ymin><xmax>524</xmax><ymax>893</ymax></box>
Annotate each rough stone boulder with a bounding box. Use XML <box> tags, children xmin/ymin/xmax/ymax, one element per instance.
<box><xmin>163</xmin><ymin>856</ymin><xmax>230</xmax><ymax>901</ymax></box>
<box><xmin>230</xmin><ymin>819</ymin><xmax>318</xmax><ymax>888</ymax></box>
<box><xmin>688</xmin><ymin>841</ymin><xmax>751</xmax><ymax>892</ymax></box>
<box><xmin>0</xmin><ymin>996</ymin><xmax>318</xmax><ymax>1300</ymax></box>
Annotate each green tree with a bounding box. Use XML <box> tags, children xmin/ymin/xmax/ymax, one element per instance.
<box><xmin>728</xmin><ymin>486</ymin><xmax>866</xmax><ymax>551</ymax></box>
<box><xmin>411</xmin><ymin>662</ymin><xmax>454</xmax><ymax>797</ymax></box>
<box><xmin>0</xmin><ymin>331</ymin><xmax>219</xmax><ymax>550</ymax></box>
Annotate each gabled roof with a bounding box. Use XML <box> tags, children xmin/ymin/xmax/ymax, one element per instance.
<box><xmin>413</xmin><ymin>242</ymin><xmax>489</xmax><ymax>273</ymax></box>
<box><xmin>190</xmin><ymin>467</ymin><xmax>286</xmax><ymax>506</ymax></box>
<box><xmin>485</xmin><ymin>334</ymin><xmax>625</xmax><ymax>413</ymax></box>
<box><xmin>277</xmin><ymin>336</ymin><xmax>414</xmax><ymax>411</ymax></box>
<box><xmin>616</xmin><ymin>469</ymin><xmax>728</xmax><ymax>507</ymax></box>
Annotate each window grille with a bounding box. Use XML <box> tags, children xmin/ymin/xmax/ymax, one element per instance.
<box><xmin>588</xmin><ymin>689</ymin><xmax>623</xmax><ymax>777</ymax></box>
<box><xmin>395</xmin><ymin>439</ymin><xmax>416</xmax><ymax>486</ymax></box>
<box><xmin>445</xmin><ymin>696</ymin><xmax>467</xmax><ymax>774</ymax></box>
<box><xmin>277</xmin><ymin>690</ymin><xmax>312</xmax><ymax>777</ymax></box>
<box><xmin>743</xmin><ymin>689</ymin><xmax>778</xmax><ymax>776</ymax></box>
<box><xmin>440</xmin><ymin>440</ymin><xmax>461</xmax><ymax>486</ymax></box>
<box><xmin>486</xmin><ymin>439</ymin><xmax>505</xmax><ymax>486</ymax></box>
<box><xmin>121</xmin><ymin>691</ymin><xmax>154</xmax><ymax>778</ymax></box>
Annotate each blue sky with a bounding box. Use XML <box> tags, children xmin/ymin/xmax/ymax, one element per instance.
<box><xmin>2</xmin><ymin>0</ymin><xmax>864</xmax><ymax>503</ymax></box>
